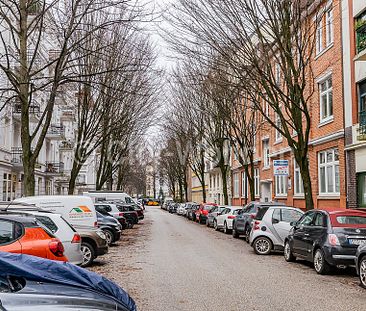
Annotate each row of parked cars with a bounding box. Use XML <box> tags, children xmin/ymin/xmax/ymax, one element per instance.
<box><xmin>163</xmin><ymin>200</ymin><xmax>366</xmax><ymax>288</ymax></box>
<box><xmin>0</xmin><ymin>193</ymin><xmax>144</xmax><ymax>310</ymax></box>
<box><xmin>0</xmin><ymin>195</ymin><xmax>144</xmax><ymax>267</ymax></box>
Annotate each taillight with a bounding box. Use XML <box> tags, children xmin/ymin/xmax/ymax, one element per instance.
<box><xmin>250</xmin><ymin>213</ymin><xmax>256</xmax><ymax>219</ymax></box>
<box><xmin>119</xmin><ymin>212</ymin><xmax>124</xmax><ymax>217</ymax></box>
<box><xmin>94</xmin><ymin>221</ymin><xmax>98</xmax><ymax>228</ymax></box>
<box><xmin>253</xmin><ymin>221</ymin><xmax>261</xmax><ymax>231</ymax></box>
<box><xmin>228</xmin><ymin>215</ymin><xmax>236</xmax><ymax>219</ymax></box>
<box><xmin>71</xmin><ymin>233</ymin><xmax>81</xmax><ymax>244</ymax></box>
<box><xmin>49</xmin><ymin>239</ymin><xmax>65</xmax><ymax>257</ymax></box>
<box><xmin>328</xmin><ymin>234</ymin><xmax>340</xmax><ymax>246</ymax></box>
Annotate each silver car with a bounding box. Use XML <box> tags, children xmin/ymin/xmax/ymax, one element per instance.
<box><xmin>249</xmin><ymin>206</ymin><xmax>304</xmax><ymax>255</ymax></box>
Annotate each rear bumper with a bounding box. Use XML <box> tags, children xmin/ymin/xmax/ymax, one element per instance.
<box><xmin>323</xmin><ymin>246</ymin><xmax>357</xmax><ymax>266</ymax></box>
<box><xmin>138</xmin><ymin>215</ymin><xmax>144</xmax><ymax>220</ymax></box>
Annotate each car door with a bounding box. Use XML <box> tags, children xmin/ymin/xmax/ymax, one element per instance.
<box><xmin>0</xmin><ymin>219</ymin><xmax>23</xmax><ymax>253</ymax></box>
<box><xmin>237</xmin><ymin>205</ymin><xmax>251</xmax><ymax>232</ymax></box>
<box><xmin>292</xmin><ymin>211</ymin><xmax>316</xmax><ymax>256</ymax></box>
<box><xmin>217</xmin><ymin>208</ymin><xmax>228</xmax><ymax>227</ymax></box>
<box><xmin>272</xmin><ymin>208</ymin><xmax>304</xmax><ymax>245</ymax></box>
<box><xmin>307</xmin><ymin>212</ymin><xmax>328</xmax><ymax>257</ymax></box>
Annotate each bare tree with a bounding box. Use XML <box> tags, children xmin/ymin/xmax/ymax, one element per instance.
<box><xmin>167</xmin><ymin>0</ymin><xmax>328</xmax><ymax>210</ymax></box>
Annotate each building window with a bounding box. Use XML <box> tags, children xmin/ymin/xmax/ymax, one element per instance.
<box><xmin>263</xmin><ymin>139</ymin><xmax>270</xmax><ymax>168</ymax></box>
<box><xmin>359</xmin><ymin>81</ymin><xmax>366</xmax><ymax>134</ymax></box>
<box><xmin>254</xmin><ymin>168</ymin><xmax>260</xmax><ymax>197</ymax></box>
<box><xmin>233</xmin><ymin>173</ymin><xmax>239</xmax><ymax>197</ymax></box>
<box><xmin>275</xmin><ymin>175</ymin><xmax>287</xmax><ymax>197</ymax></box>
<box><xmin>316</xmin><ymin>17</ymin><xmax>323</xmax><ymax>54</ymax></box>
<box><xmin>356</xmin><ymin>10</ymin><xmax>366</xmax><ymax>54</ymax></box>
<box><xmin>294</xmin><ymin>161</ymin><xmax>304</xmax><ymax>195</ymax></box>
<box><xmin>241</xmin><ymin>172</ymin><xmax>247</xmax><ymax>198</ymax></box>
<box><xmin>275</xmin><ymin>62</ymin><xmax>281</xmax><ymax>85</ymax></box>
<box><xmin>275</xmin><ymin>113</ymin><xmax>282</xmax><ymax>142</ymax></box>
<box><xmin>319</xmin><ymin>77</ymin><xmax>333</xmax><ymax>122</ymax></box>
<box><xmin>325</xmin><ymin>8</ymin><xmax>334</xmax><ymax>46</ymax></box>
<box><xmin>319</xmin><ymin>148</ymin><xmax>340</xmax><ymax>195</ymax></box>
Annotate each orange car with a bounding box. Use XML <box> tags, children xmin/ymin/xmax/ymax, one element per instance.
<box><xmin>0</xmin><ymin>212</ymin><xmax>68</xmax><ymax>262</ymax></box>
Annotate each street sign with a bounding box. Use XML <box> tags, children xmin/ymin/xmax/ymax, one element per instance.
<box><xmin>273</xmin><ymin>160</ymin><xmax>289</xmax><ymax>176</ymax></box>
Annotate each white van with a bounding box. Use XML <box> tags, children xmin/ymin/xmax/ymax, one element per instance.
<box><xmin>14</xmin><ymin>195</ymin><xmax>98</xmax><ymax>229</ymax></box>
<box><xmin>84</xmin><ymin>191</ymin><xmax>135</xmax><ymax>204</ymax></box>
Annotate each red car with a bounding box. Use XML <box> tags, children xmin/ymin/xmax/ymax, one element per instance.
<box><xmin>0</xmin><ymin>212</ymin><xmax>68</xmax><ymax>262</ymax></box>
<box><xmin>195</xmin><ymin>203</ymin><xmax>217</xmax><ymax>224</ymax></box>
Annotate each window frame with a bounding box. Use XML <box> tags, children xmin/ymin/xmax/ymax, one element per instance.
<box><xmin>233</xmin><ymin>172</ymin><xmax>240</xmax><ymax>198</ymax></box>
<box><xmin>316</xmin><ymin>16</ymin><xmax>323</xmax><ymax>55</ymax></box>
<box><xmin>263</xmin><ymin>139</ymin><xmax>270</xmax><ymax>168</ymax></box>
<box><xmin>254</xmin><ymin>168</ymin><xmax>260</xmax><ymax>197</ymax></box>
<box><xmin>319</xmin><ymin>76</ymin><xmax>333</xmax><ymax>123</ymax></box>
<box><xmin>241</xmin><ymin>171</ymin><xmax>247</xmax><ymax>199</ymax></box>
<box><xmin>325</xmin><ymin>8</ymin><xmax>334</xmax><ymax>46</ymax></box>
<box><xmin>275</xmin><ymin>112</ymin><xmax>282</xmax><ymax>142</ymax></box>
<box><xmin>294</xmin><ymin>160</ymin><xmax>304</xmax><ymax>196</ymax></box>
<box><xmin>275</xmin><ymin>175</ymin><xmax>287</xmax><ymax>197</ymax></box>
<box><xmin>318</xmin><ymin>148</ymin><xmax>340</xmax><ymax>196</ymax></box>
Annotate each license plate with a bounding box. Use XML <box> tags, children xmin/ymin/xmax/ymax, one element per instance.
<box><xmin>348</xmin><ymin>239</ymin><xmax>366</xmax><ymax>246</ymax></box>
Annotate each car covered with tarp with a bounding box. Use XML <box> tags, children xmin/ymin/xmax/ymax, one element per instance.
<box><xmin>0</xmin><ymin>252</ymin><xmax>136</xmax><ymax>311</ymax></box>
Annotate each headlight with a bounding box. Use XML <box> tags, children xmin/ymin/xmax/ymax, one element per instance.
<box><xmin>96</xmin><ymin>230</ymin><xmax>106</xmax><ymax>240</ymax></box>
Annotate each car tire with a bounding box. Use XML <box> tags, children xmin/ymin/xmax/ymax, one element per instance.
<box><xmin>253</xmin><ymin>237</ymin><xmax>272</xmax><ymax>255</ymax></box>
<box><xmin>206</xmin><ymin>219</ymin><xmax>210</xmax><ymax>227</ymax></box>
<box><xmin>214</xmin><ymin>220</ymin><xmax>219</xmax><ymax>231</ymax></box>
<box><xmin>284</xmin><ymin>241</ymin><xmax>296</xmax><ymax>262</ymax></box>
<box><xmin>232</xmin><ymin>226</ymin><xmax>239</xmax><ymax>238</ymax></box>
<box><xmin>103</xmin><ymin>229</ymin><xmax>114</xmax><ymax>246</ymax></box>
<box><xmin>313</xmin><ymin>248</ymin><xmax>332</xmax><ymax>275</ymax></box>
<box><xmin>223</xmin><ymin>222</ymin><xmax>231</xmax><ymax>234</ymax></box>
<box><xmin>80</xmin><ymin>242</ymin><xmax>95</xmax><ymax>267</ymax></box>
<box><xmin>244</xmin><ymin>226</ymin><xmax>251</xmax><ymax>243</ymax></box>
<box><xmin>359</xmin><ymin>256</ymin><xmax>366</xmax><ymax>289</ymax></box>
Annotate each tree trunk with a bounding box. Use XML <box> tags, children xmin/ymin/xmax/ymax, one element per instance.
<box><xmin>23</xmin><ymin>161</ymin><xmax>35</xmax><ymax>197</ymax></box>
<box><xmin>298</xmin><ymin>156</ymin><xmax>314</xmax><ymax>210</ymax></box>
<box><xmin>201</xmin><ymin>171</ymin><xmax>206</xmax><ymax>203</ymax></box>
<box><xmin>220</xmin><ymin>165</ymin><xmax>229</xmax><ymax>205</ymax></box>
<box><xmin>68</xmin><ymin>161</ymin><xmax>82</xmax><ymax>195</ymax></box>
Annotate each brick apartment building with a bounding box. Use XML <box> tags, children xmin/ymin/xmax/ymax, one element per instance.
<box><xmin>232</xmin><ymin>0</ymin><xmax>348</xmax><ymax>209</ymax></box>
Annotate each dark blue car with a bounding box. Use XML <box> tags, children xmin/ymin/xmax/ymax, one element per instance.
<box><xmin>0</xmin><ymin>252</ymin><xmax>136</xmax><ymax>311</ymax></box>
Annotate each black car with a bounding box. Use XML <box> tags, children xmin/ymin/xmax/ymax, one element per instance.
<box><xmin>169</xmin><ymin>203</ymin><xmax>178</xmax><ymax>214</ymax></box>
<box><xmin>115</xmin><ymin>204</ymin><xmax>139</xmax><ymax>224</ymax></box>
<box><xmin>232</xmin><ymin>202</ymin><xmax>285</xmax><ymax>240</ymax></box>
<box><xmin>284</xmin><ymin>209</ymin><xmax>366</xmax><ymax>275</ymax></box>
<box><xmin>96</xmin><ymin>211</ymin><xmax>122</xmax><ymax>246</ymax></box>
<box><xmin>356</xmin><ymin>243</ymin><xmax>366</xmax><ymax>288</ymax></box>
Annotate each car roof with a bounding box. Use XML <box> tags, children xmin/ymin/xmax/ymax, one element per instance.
<box><xmin>0</xmin><ymin>212</ymin><xmax>39</xmax><ymax>226</ymax></box>
<box><xmin>317</xmin><ymin>208</ymin><xmax>366</xmax><ymax>216</ymax></box>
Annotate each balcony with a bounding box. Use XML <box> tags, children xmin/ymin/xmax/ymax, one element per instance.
<box><xmin>46</xmin><ymin>125</ymin><xmax>65</xmax><ymax>140</ymax></box>
<box><xmin>60</xmin><ymin>107</ymin><xmax>75</xmax><ymax>121</ymax></box>
<box><xmin>355</xmin><ymin>16</ymin><xmax>366</xmax><ymax>61</ymax></box>
<box><xmin>11</xmin><ymin>147</ymin><xmax>23</xmax><ymax>167</ymax></box>
<box><xmin>45</xmin><ymin>162</ymin><xmax>64</xmax><ymax>175</ymax></box>
<box><xmin>12</xmin><ymin>102</ymin><xmax>41</xmax><ymax>122</ymax></box>
<box><xmin>59</xmin><ymin>140</ymin><xmax>74</xmax><ymax>151</ymax></box>
<box><xmin>357</xmin><ymin>110</ymin><xmax>366</xmax><ymax>140</ymax></box>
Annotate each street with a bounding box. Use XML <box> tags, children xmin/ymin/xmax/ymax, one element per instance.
<box><xmin>89</xmin><ymin>207</ymin><xmax>366</xmax><ymax>311</ymax></box>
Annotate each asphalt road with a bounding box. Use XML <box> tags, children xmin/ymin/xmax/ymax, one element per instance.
<box><xmin>90</xmin><ymin>207</ymin><xmax>366</xmax><ymax>311</ymax></box>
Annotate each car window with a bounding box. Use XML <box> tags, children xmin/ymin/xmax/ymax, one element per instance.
<box><xmin>249</xmin><ymin>205</ymin><xmax>257</xmax><ymax>213</ymax></box>
<box><xmin>233</xmin><ymin>209</ymin><xmax>240</xmax><ymax>215</ymax></box>
<box><xmin>281</xmin><ymin>209</ymin><xmax>303</xmax><ymax>223</ymax></box>
<box><xmin>298</xmin><ymin>212</ymin><xmax>315</xmax><ymax>226</ymax></box>
<box><xmin>272</xmin><ymin>209</ymin><xmax>281</xmax><ymax>221</ymax></box>
<box><xmin>314</xmin><ymin>213</ymin><xmax>326</xmax><ymax>227</ymax></box>
<box><xmin>334</xmin><ymin>215</ymin><xmax>366</xmax><ymax>225</ymax></box>
<box><xmin>0</xmin><ymin>220</ymin><xmax>15</xmax><ymax>245</ymax></box>
<box><xmin>36</xmin><ymin>216</ymin><xmax>58</xmax><ymax>233</ymax></box>
<box><xmin>210</xmin><ymin>207</ymin><xmax>217</xmax><ymax>213</ymax></box>
<box><xmin>255</xmin><ymin>206</ymin><xmax>270</xmax><ymax>220</ymax></box>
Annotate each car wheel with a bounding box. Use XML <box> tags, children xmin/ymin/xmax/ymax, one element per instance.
<box><xmin>80</xmin><ymin>242</ymin><xmax>95</xmax><ymax>267</ymax></box>
<box><xmin>253</xmin><ymin>237</ymin><xmax>272</xmax><ymax>255</ymax></box>
<box><xmin>223</xmin><ymin>222</ymin><xmax>231</xmax><ymax>234</ymax></box>
<box><xmin>314</xmin><ymin>249</ymin><xmax>331</xmax><ymax>275</ymax></box>
<box><xmin>359</xmin><ymin>256</ymin><xmax>366</xmax><ymax>289</ymax></box>
<box><xmin>232</xmin><ymin>226</ymin><xmax>239</xmax><ymax>238</ymax></box>
<box><xmin>103</xmin><ymin>229</ymin><xmax>114</xmax><ymax>246</ymax></box>
<box><xmin>244</xmin><ymin>226</ymin><xmax>251</xmax><ymax>243</ymax></box>
<box><xmin>284</xmin><ymin>241</ymin><xmax>296</xmax><ymax>262</ymax></box>
<box><xmin>206</xmin><ymin>219</ymin><xmax>210</xmax><ymax>227</ymax></box>
<box><xmin>214</xmin><ymin>220</ymin><xmax>219</xmax><ymax>231</ymax></box>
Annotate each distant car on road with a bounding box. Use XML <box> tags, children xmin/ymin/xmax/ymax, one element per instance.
<box><xmin>284</xmin><ymin>209</ymin><xmax>366</xmax><ymax>274</ymax></box>
<box><xmin>249</xmin><ymin>206</ymin><xmax>303</xmax><ymax>255</ymax></box>
<box><xmin>214</xmin><ymin>206</ymin><xmax>242</xmax><ymax>234</ymax></box>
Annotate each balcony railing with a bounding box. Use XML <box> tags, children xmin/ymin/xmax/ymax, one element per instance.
<box><xmin>11</xmin><ymin>147</ymin><xmax>23</xmax><ymax>165</ymax></box>
<box><xmin>45</xmin><ymin>162</ymin><xmax>64</xmax><ymax>174</ymax></box>
<box><xmin>358</xmin><ymin>110</ymin><xmax>366</xmax><ymax>140</ymax></box>
<box><xmin>59</xmin><ymin>140</ymin><xmax>74</xmax><ymax>150</ymax></box>
<box><xmin>47</xmin><ymin>125</ymin><xmax>65</xmax><ymax>136</ymax></box>
<box><xmin>356</xmin><ymin>18</ymin><xmax>366</xmax><ymax>55</ymax></box>
<box><xmin>13</xmin><ymin>103</ymin><xmax>41</xmax><ymax>114</ymax></box>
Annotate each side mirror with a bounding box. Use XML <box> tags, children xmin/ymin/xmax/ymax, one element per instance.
<box><xmin>290</xmin><ymin>221</ymin><xmax>297</xmax><ymax>227</ymax></box>
<box><xmin>272</xmin><ymin>218</ymin><xmax>280</xmax><ymax>224</ymax></box>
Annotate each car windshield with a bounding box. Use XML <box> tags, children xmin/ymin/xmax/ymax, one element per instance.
<box><xmin>335</xmin><ymin>216</ymin><xmax>366</xmax><ymax>225</ymax></box>
<box><xmin>204</xmin><ymin>206</ymin><xmax>214</xmax><ymax>211</ymax></box>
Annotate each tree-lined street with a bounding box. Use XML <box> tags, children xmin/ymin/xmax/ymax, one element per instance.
<box><xmin>90</xmin><ymin>207</ymin><xmax>365</xmax><ymax>311</ymax></box>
